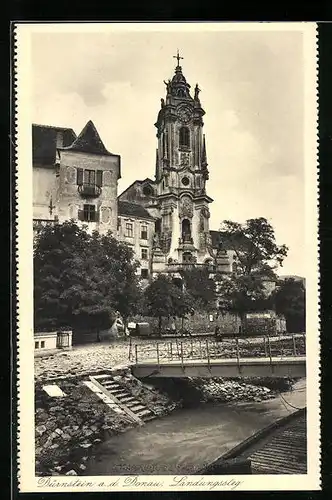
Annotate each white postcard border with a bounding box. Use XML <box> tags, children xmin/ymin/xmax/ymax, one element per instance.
<box><xmin>15</xmin><ymin>22</ymin><xmax>320</xmax><ymax>492</ymax></box>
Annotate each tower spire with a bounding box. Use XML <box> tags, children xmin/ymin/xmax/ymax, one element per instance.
<box><xmin>202</xmin><ymin>134</ymin><xmax>209</xmax><ymax>180</ymax></box>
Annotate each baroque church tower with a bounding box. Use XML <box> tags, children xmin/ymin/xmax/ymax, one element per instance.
<box><xmin>152</xmin><ymin>51</ymin><xmax>214</xmax><ymax>271</ymax></box>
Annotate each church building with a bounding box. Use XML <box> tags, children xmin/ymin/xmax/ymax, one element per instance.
<box><xmin>32</xmin><ymin>53</ymin><xmax>242</xmax><ymax>283</ymax></box>
<box><xmin>118</xmin><ymin>52</ymin><xmax>233</xmax><ymax>278</ymax></box>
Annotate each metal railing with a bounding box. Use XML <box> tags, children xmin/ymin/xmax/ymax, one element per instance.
<box><xmin>130</xmin><ymin>334</ymin><xmax>306</xmax><ymax>366</ymax></box>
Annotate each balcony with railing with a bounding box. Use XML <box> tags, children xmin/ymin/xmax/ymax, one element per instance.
<box><xmin>78</xmin><ymin>183</ymin><xmax>101</xmax><ymax>198</ymax></box>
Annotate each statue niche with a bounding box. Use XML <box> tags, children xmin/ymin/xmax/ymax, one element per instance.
<box><xmin>179</xmin><ymin>195</ymin><xmax>193</xmax><ymax>219</ymax></box>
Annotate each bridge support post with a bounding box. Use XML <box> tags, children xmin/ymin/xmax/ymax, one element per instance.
<box><xmin>267</xmin><ymin>336</ymin><xmax>274</xmax><ymax>374</ymax></box>
<box><xmin>302</xmin><ymin>333</ymin><xmax>306</xmax><ymax>354</ymax></box>
<box><xmin>279</xmin><ymin>335</ymin><xmax>284</xmax><ymax>357</ymax></box>
<box><xmin>128</xmin><ymin>336</ymin><xmax>132</xmax><ymax>361</ymax></box>
<box><xmin>180</xmin><ymin>342</ymin><xmax>184</xmax><ymax>372</ymax></box>
<box><xmin>263</xmin><ymin>336</ymin><xmax>267</xmax><ymax>357</ymax></box>
<box><xmin>236</xmin><ymin>338</ymin><xmax>242</xmax><ymax>375</ymax></box>
<box><xmin>157</xmin><ymin>342</ymin><xmax>160</xmax><ymax>367</ymax></box>
<box><xmin>292</xmin><ymin>335</ymin><xmax>297</xmax><ymax>356</ymax></box>
<box><xmin>207</xmin><ymin>340</ymin><xmax>211</xmax><ymax>373</ymax></box>
<box><xmin>135</xmin><ymin>344</ymin><xmax>138</xmax><ymax>364</ymax></box>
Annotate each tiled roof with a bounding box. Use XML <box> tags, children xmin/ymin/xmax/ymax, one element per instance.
<box><xmin>118</xmin><ymin>201</ymin><xmax>154</xmax><ymax>220</ymax></box>
<box><xmin>32</xmin><ymin>124</ymin><xmax>76</xmax><ymax>165</ymax></box>
<box><xmin>209</xmin><ymin>230</ymin><xmax>249</xmax><ymax>250</ymax></box>
<box><xmin>60</xmin><ymin>120</ymin><xmax>114</xmax><ymax>156</ymax></box>
<box><xmin>118</xmin><ymin>178</ymin><xmax>156</xmax><ymax>199</ymax></box>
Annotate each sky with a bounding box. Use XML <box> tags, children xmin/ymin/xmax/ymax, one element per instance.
<box><xmin>31</xmin><ymin>27</ymin><xmax>306</xmax><ymax>277</ymax></box>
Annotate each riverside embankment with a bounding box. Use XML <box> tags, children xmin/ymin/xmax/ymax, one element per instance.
<box><xmin>34</xmin><ymin>338</ymin><xmax>305</xmax><ymax>476</ymax></box>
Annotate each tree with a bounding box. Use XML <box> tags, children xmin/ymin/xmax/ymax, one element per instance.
<box><xmin>143</xmin><ymin>275</ymin><xmax>195</xmax><ymax>334</ymax></box>
<box><xmin>34</xmin><ymin>221</ymin><xmax>141</xmax><ymax>339</ymax></box>
<box><xmin>220</xmin><ymin>218</ymin><xmax>288</xmax><ymax>277</ymax></box>
<box><xmin>215</xmin><ymin>218</ymin><xmax>288</xmax><ymax>331</ymax></box>
<box><xmin>143</xmin><ymin>275</ymin><xmax>176</xmax><ymax>334</ymax></box>
<box><xmin>169</xmin><ymin>285</ymin><xmax>195</xmax><ymax>330</ymax></box>
<box><xmin>181</xmin><ymin>267</ymin><xmax>216</xmax><ymax>310</ymax></box>
<box><xmin>273</xmin><ymin>278</ymin><xmax>306</xmax><ymax>332</ymax></box>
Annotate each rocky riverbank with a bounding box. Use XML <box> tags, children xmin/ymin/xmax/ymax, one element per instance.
<box><xmin>35</xmin><ymin>369</ymin><xmax>180</xmax><ymax>476</ymax></box>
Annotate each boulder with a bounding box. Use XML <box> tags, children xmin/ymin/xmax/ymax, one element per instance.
<box><xmin>65</xmin><ymin>469</ymin><xmax>78</xmax><ymax>476</ymax></box>
<box><xmin>36</xmin><ymin>425</ymin><xmax>47</xmax><ymax>435</ymax></box>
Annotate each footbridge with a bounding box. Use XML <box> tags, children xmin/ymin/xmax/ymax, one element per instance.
<box><xmin>130</xmin><ymin>334</ymin><xmax>306</xmax><ymax>379</ymax></box>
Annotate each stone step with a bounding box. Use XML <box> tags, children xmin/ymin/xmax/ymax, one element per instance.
<box><xmin>107</xmin><ymin>386</ymin><xmax>127</xmax><ymax>393</ymax></box>
<box><xmin>93</xmin><ymin>374</ymin><xmax>113</xmax><ymax>381</ymax></box>
<box><xmin>142</xmin><ymin>414</ymin><xmax>155</xmax><ymax>422</ymax></box>
<box><xmin>103</xmin><ymin>382</ymin><xmax>121</xmax><ymax>389</ymax></box>
<box><xmin>104</xmin><ymin>386</ymin><xmax>125</xmax><ymax>394</ymax></box>
<box><xmin>127</xmin><ymin>403</ymin><xmax>146</xmax><ymax>412</ymax></box>
<box><xmin>117</xmin><ymin>395</ymin><xmax>136</xmax><ymax>402</ymax></box>
<box><xmin>110</xmin><ymin>391</ymin><xmax>129</xmax><ymax>399</ymax></box>
<box><xmin>136</xmin><ymin>408</ymin><xmax>154</xmax><ymax>417</ymax></box>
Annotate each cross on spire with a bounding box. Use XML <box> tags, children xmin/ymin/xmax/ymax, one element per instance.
<box><xmin>173</xmin><ymin>49</ymin><xmax>183</xmax><ymax>67</ymax></box>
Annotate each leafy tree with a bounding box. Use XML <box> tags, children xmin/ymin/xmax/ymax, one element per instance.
<box><xmin>143</xmin><ymin>275</ymin><xmax>195</xmax><ymax>334</ymax></box>
<box><xmin>215</xmin><ymin>218</ymin><xmax>288</xmax><ymax>330</ymax></box>
<box><xmin>181</xmin><ymin>267</ymin><xmax>216</xmax><ymax>310</ymax></box>
<box><xmin>143</xmin><ymin>275</ymin><xmax>175</xmax><ymax>334</ymax></box>
<box><xmin>169</xmin><ymin>285</ymin><xmax>195</xmax><ymax>329</ymax></box>
<box><xmin>34</xmin><ymin>220</ymin><xmax>141</xmax><ymax>339</ymax></box>
<box><xmin>220</xmin><ymin>217</ymin><xmax>288</xmax><ymax>277</ymax></box>
<box><xmin>273</xmin><ymin>278</ymin><xmax>306</xmax><ymax>332</ymax></box>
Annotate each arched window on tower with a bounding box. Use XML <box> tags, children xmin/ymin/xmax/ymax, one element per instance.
<box><xmin>181</xmin><ymin>218</ymin><xmax>192</xmax><ymax>243</ymax></box>
<box><xmin>179</xmin><ymin>127</ymin><xmax>190</xmax><ymax>148</ymax></box>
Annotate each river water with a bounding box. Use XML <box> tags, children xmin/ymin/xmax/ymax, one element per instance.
<box><xmin>86</xmin><ymin>379</ymin><xmax>306</xmax><ymax>476</ymax></box>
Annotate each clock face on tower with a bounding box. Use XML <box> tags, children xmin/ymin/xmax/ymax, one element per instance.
<box><xmin>178</xmin><ymin>105</ymin><xmax>192</xmax><ymax>124</ymax></box>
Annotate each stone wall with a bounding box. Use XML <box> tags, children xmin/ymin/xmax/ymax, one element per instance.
<box><xmin>130</xmin><ymin>311</ymin><xmax>286</xmax><ymax>336</ymax></box>
<box><xmin>130</xmin><ymin>311</ymin><xmax>241</xmax><ymax>334</ymax></box>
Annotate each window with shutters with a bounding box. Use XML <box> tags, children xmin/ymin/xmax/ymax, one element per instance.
<box><xmin>82</xmin><ymin>204</ymin><xmax>96</xmax><ymax>222</ymax></box>
<box><xmin>35</xmin><ymin>341</ymin><xmax>39</xmax><ymax>349</ymax></box>
<box><xmin>84</xmin><ymin>169</ymin><xmax>95</xmax><ymax>185</ymax></box>
<box><xmin>141</xmin><ymin>224</ymin><xmax>148</xmax><ymax>240</ymax></box>
<box><xmin>41</xmin><ymin>341</ymin><xmax>45</xmax><ymax>348</ymax></box>
<box><xmin>141</xmin><ymin>248</ymin><xmax>148</xmax><ymax>260</ymax></box>
<box><xmin>96</xmin><ymin>170</ymin><xmax>103</xmax><ymax>187</ymax></box>
<box><xmin>125</xmin><ymin>223</ymin><xmax>133</xmax><ymax>238</ymax></box>
<box><xmin>76</xmin><ymin>168</ymin><xmax>103</xmax><ymax>187</ymax></box>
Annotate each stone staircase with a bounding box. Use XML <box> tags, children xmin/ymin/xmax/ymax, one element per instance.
<box><xmin>88</xmin><ymin>373</ymin><xmax>155</xmax><ymax>425</ymax></box>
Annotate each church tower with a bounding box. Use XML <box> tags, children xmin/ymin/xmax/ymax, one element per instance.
<box><xmin>153</xmin><ymin>51</ymin><xmax>213</xmax><ymax>270</ymax></box>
